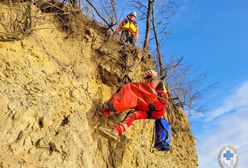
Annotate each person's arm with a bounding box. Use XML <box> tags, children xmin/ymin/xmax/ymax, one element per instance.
<box><xmin>149</xmin><ymin>79</ymin><xmax>159</xmax><ymax>89</ymax></box>
<box><xmin>135</xmin><ymin>26</ymin><xmax>139</xmax><ymax>40</ymax></box>
<box><xmin>115</xmin><ymin>20</ymin><xmax>124</xmax><ymax>34</ymax></box>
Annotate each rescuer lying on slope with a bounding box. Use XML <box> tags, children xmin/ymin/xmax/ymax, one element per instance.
<box><xmin>99</xmin><ymin>70</ymin><xmax>168</xmax><ymax>140</ymax></box>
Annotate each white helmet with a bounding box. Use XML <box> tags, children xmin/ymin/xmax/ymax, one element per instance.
<box><xmin>129</xmin><ymin>11</ymin><xmax>137</xmax><ymax>18</ymax></box>
<box><xmin>144</xmin><ymin>70</ymin><xmax>158</xmax><ymax>79</ymax></box>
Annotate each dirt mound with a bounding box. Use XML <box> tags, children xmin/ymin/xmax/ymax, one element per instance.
<box><xmin>0</xmin><ymin>2</ymin><xmax>197</xmax><ymax>168</ymax></box>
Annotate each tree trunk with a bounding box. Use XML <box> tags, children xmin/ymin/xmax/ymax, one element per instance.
<box><xmin>110</xmin><ymin>0</ymin><xmax>118</xmax><ymax>25</ymax></box>
<box><xmin>143</xmin><ymin>0</ymin><xmax>153</xmax><ymax>51</ymax></box>
<box><xmin>151</xmin><ymin>1</ymin><xmax>163</xmax><ymax>76</ymax></box>
<box><xmin>26</xmin><ymin>0</ymin><xmax>33</xmax><ymax>35</ymax></box>
<box><xmin>29</xmin><ymin>0</ymin><xmax>33</xmax><ymax>26</ymax></box>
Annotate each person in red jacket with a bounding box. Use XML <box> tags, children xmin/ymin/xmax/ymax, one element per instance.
<box><xmin>99</xmin><ymin>70</ymin><xmax>168</xmax><ymax>140</ymax></box>
<box><xmin>115</xmin><ymin>11</ymin><xmax>138</xmax><ymax>45</ymax></box>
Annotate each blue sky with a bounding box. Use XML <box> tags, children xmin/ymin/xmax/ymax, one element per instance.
<box><xmin>92</xmin><ymin>0</ymin><xmax>248</xmax><ymax>167</ymax></box>
<box><xmin>163</xmin><ymin>0</ymin><xmax>248</xmax><ymax>167</ymax></box>
<box><xmin>165</xmin><ymin>0</ymin><xmax>248</xmax><ymax>88</ymax></box>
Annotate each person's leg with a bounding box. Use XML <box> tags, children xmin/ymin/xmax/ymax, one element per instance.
<box><xmin>99</xmin><ymin>110</ymin><xmax>146</xmax><ymax>140</ymax></box>
<box><xmin>130</xmin><ymin>36</ymin><xmax>136</xmax><ymax>46</ymax></box>
<box><xmin>101</xmin><ymin>102</ymin><xmax>122</xmax><ymax>117</ymax></box>
<box><xmin>120</xmin><ymin>31</ymin><xmax>127</xmax><ymax>44</ymax></box>
<box><xmin>126</xmin><ymin>36</ymin><xmax>132</xmax><ymax>44</ymax></box>
<box><xmin>114</xmin><ymin>110</ymin><xmax>148</xmax><ymax>135</ymax></box>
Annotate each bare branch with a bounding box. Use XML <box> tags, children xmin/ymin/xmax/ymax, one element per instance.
<box><xmin>85</xmin><ymin>0</ymin><xmax>115</xmax><ymax>31</ymax></box>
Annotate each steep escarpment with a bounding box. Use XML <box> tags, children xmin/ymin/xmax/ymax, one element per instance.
<box><xmin>0</xmin><ymin>2</ymin><xmax>198</xmax><ymax>168</ymax></box>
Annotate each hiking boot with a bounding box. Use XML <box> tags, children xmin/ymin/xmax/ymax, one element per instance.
<box><xmin>99</xmin><ymin>126</ymin><xmax>119</xmax><ymax>141</ymax></box>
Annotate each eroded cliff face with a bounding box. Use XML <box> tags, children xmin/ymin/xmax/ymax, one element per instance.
<box><xmin>0</xmin><ymin>3</ymin><xmax>198</xmax><ymax>168</ymax></box>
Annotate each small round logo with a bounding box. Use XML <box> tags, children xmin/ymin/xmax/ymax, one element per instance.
<box><xmin>218</xmin><ymin>146</ymin><xmax>238</xmax><ymax>168</ymax></box>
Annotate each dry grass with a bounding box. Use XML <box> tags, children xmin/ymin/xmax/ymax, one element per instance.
<box><xmin>0</xmin><ymin>0</ymin><xmax>107</xmax><ymax>41</ymax></box>
<box><xmin>35</xmin><ymin>0</ymin><xmax>107</xmax><ymax>40</ymax></box>
<box><xmin>0</xmin><ymin>1</ymin><xmax>33</xmax><ymax>41</ymax></box>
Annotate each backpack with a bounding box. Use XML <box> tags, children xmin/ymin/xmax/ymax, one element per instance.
<box><xmin>153</xmin><ymin>118</ymin><xmax>171</xmax><ymax>151</ymax></box>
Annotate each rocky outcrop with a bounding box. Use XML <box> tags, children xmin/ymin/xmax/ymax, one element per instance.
<box><xmin>0</xmin><ymin>3</ymin><xmax>197</xmax><ymax>168</ymax></box>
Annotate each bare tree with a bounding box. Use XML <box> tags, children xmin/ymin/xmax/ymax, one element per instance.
<box><xmin>82</xmin><ymin>0</ymin><xmax>117</xmax><ymax>30</ymax></box>
<box><xmin>110</xmin><ymin>0</ymin><xmax>118</xmax><ymax>25</ymax></box>
<box><xmin>164</xmin><ymin>61</ymin><xmax>218</xmax><ymax>116</ymax></box>
<box><xmin>151</xmin><ymin>0</ymin><xmax>164</xmax><ymax>76</ymax></box>
<box><xmin>143</xmin><ymin>0</ymin><xmax>153</xmax><ymax>51</ymax></box>
<box><xmin>85</xmin><ymin>0</ymin><xmax>115</xmax><ymax>30</ymax></box>
<box><xmin>129</xmin><ymin>0</ymin><xmax>174</xmax><ymax>69</ymax></box>
<box><xmin>99</xmin><ymin>0</ymin><xmax>118</xmax><ymax>25</ymax></box>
